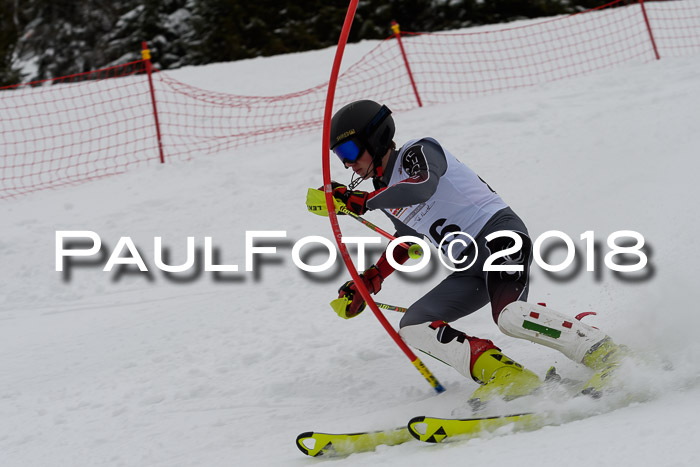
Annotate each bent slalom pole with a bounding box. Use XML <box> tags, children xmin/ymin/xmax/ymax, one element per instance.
<box><xmin>320</xmin><ymin>0</ymin><xmax>444</xmax><ymax>394</ymax></box>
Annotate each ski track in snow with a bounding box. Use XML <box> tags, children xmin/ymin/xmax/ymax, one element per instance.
<box><xmin>2</xmin><ymin>27</ymin><xmax>700</xmax><ymax>467</ymax></box>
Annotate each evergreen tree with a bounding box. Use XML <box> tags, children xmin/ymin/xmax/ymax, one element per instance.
<box><xmin>12</xmin><ymin>0</ymin><xmax>120</xmax><ymax>81</ymax></box>
<box><xmin>0</xmin><ymin>0</ymin><xmax>623</xmax><ymax>84</ymax></box>
<box><xmin>0</xmin><ymin>0</ymin><xmax>24</xmax><ymax>86</ymax></box>
<box><xmin>103</xmin><ymin>0</ymin><xmax>193</xmax><ymax>69</ymax></box>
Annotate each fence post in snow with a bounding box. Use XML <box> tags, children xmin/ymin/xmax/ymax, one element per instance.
<box><xmin>638</xmin><ymin>0</ymin><xmax>660</xmax><ymax>60</ymax></box>
<box><xmin>391</xmin><ymin>21</ymin><xmax>423</xmax><ymax>108</ymax></box>
<box><xmin>141</xmin><ymin>42</ymin><xmax>166</xmax><ymax>163</ymax></box>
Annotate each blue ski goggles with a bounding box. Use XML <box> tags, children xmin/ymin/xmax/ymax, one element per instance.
<box><xmin>333</xmin><ymin>138</ymin><xmax>365</xmax><ymax>165</ymax></box>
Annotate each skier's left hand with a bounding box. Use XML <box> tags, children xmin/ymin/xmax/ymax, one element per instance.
<box><xmin>333</xmin><ymin>266</ymin><xmax>383</xmax><ymax>319</ymax></box>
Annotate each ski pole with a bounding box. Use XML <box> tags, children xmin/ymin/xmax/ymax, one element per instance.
<box><xmin>306</xmin><ymin>188</ymin><xmax>423</xmax><ymax>258</ymax></box>
<box><xmin>342</xmin><ymin>208</ymin><xmax>422</xmax><ymax>258</ymax></box>
<box><xmin>376</xmin><ymin>302</ymin><xmax>407</xmax><ymax>313</ymax></box>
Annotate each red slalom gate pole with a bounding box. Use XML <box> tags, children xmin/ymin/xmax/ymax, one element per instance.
<box><xmin>391</xmin><ymin>21</ymin><xmax>423</xmax><ymax>108</ymax></box>
<box><xmin>142</xmin><ymin>42</ymin><xmax>166</xmax><ymax>163</ymax></box>
<box><xmin>638</xmin><ymin>0</ymin><xmax>660</xmax><ymax>60</ymax></box>
<box><xmin>322</xmin><ymin>2</ymin><xmax>444</xmax><ymax>393</ymax></box>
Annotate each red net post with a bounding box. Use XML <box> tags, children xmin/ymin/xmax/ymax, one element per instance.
<box><xmin>391</xmin><ymin>21</ymin><xmax>422</xmax><ymax>108</ymax></box>
<box><xmin>643</xmin><ymin>0</ymin><xmax>700</xmax><ymax>57</ymax></box>
<box><xmin>142</xmin><ymin>41</ymin><xmax>165</xmax><ymax>163</ymax></box>
<box><xmin>638</xmin><ymin>0</ymin><xmax>660</xmax><ymax>60</ymax></box>
<box><xmin>0</xmin><ymin>60</ymin><xmax>163</xmax><ymax>199</ymax></box>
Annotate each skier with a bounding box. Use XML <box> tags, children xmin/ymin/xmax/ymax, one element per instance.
<box><xmin>319</xmin><ymin>99</ymin><xmax>626</xmax><ymax>402</ymax></box>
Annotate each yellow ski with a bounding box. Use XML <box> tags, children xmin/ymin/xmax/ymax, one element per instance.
<box><xmin>296</xmin><ymin>412</ymin><xmax>540</xmax><ymax>456</ymax></box>
<box><xmin>407</xmin><ymin>413</ymin><xmax>538</xmax><ymax>443</ymax></box>
<box><xmin>296</xmin><ymin>427</ymin><xmax>413</xmax><ymax>457</ymax></box>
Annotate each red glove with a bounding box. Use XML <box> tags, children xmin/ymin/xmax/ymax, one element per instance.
<box><xmin>331</xmin><ymin>184</ymin><xmax>370</xmax><ymax>215</ymax></box>
<box><xmin>330</xmin><ymin>182</ymin><xmax>387</xmax><ymax>215</ymax></box>
<box><xmin>335</xmin><ymin>242</ymin><xmax>412</xmax><ymax>318</ymax></box>
<box><xmin>337</xmin><ymin>266</ymin><xmax>383</xmax><ymax>318</ymax></box>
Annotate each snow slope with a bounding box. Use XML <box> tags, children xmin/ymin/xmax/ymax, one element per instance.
<box><xmin>2</xmin><ymin>33</ymin><xmax>700</xmax><ymax>467</ymax></box>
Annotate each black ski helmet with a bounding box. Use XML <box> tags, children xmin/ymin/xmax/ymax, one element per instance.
<box><xmin>330</xmin><ymin>100</ymin><xmax>395</xmax><ymax>164</ymax></box>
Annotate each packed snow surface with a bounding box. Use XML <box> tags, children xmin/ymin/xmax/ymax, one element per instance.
<box><xmin>2</xmin><ymin>30</ymin><xmax>700</xmax><ymax>467</ymax></box>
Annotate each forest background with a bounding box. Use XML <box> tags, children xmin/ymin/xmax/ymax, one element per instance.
<box><xmin>0</xmin><ymin>0</ymin><xmax>618</xmax><ymax>86</ymax></box>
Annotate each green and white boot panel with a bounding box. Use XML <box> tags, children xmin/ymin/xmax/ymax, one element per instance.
<box><xmin>497</xmin><ymin>302</ymin><xmax>628</xmax><ymax>396</ymax></box>
<box><xmin>497</xmin><ymin>302</ymin><xmax>609</xmax><ymax>363</ymax></box>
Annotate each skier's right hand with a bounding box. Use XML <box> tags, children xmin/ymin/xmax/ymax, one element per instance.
<box><xmin>332</xmin><ymin>266</ymin><xmax>383</xmax><ymax>319</ymax></box>
<box><xmin>331</xmin><ymin>184</ymin><xmax>371</xmax><ymax>215</ymax></box>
